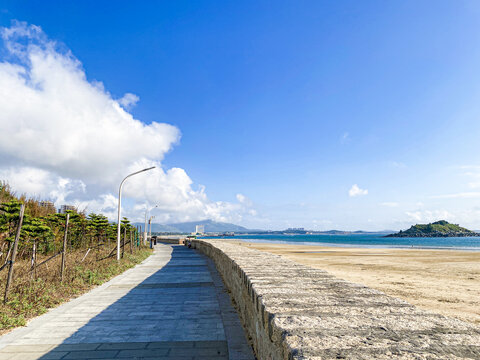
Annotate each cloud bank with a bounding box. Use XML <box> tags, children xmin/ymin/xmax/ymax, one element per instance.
<box><xmin>0</xmin><ymin>21</ymin><xmax>254</xmax><ymax>223</ymax></box>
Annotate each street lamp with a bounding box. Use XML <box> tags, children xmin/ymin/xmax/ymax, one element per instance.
<box><xmin>149</xmin><ymin>215</ymin><xmax>155</xmax><ymax>248</ymax></box>
<box><xmin>144</xmin><ymin>205</ymin><xmax>157</xmax><ymax>245</ymax></box>
<box><xmin>149</xmin><ymin>215</ymin><xmax>155</xmax><ymax>237</ymax></box>
<box><xmin>116</xmin><ymin>166</ymin><xmax>155</xmax><ymax>261</ymax></box>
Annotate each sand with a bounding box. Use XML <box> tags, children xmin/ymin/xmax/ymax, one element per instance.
<box><xmin>237</xmin><ymin>242</ymin><xmax>480</xmax><ymax>324</ymax></box>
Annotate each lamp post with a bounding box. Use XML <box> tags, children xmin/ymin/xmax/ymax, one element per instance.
<box><xmin>149</xmin><ymin>215</ymin><xmax>155</xmax><ymax>238</ymax></box>
<box><xmin>116</xmin><ymin>166</ymin><xmax>155</xmax><ymax>261</ymax></box>
<box><xmin>148</xmin><ymin>215</ymin><xmax>155</xmax><ymax>248</ymax></box>
<box><xmin>144</xmin><ymin>205</ymin><xmax>157</xmax><ymax>245</ymax></box>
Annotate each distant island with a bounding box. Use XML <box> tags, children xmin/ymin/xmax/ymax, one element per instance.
<box><xmin>386</xmin><ymin>220</ymin><xmax>480</xmax><ymax>237</ymax></box>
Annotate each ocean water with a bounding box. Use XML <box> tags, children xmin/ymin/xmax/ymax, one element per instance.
<box><xmin>201</xmin><ymin>233</ymin><xmax>480</xmax><ymax>251</ymax></box>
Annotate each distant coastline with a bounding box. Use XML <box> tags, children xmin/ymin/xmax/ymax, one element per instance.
<box><xmin>201</xmin><ymin>233</ymin><xmax>480</xmax><ymax>251</ymax></box>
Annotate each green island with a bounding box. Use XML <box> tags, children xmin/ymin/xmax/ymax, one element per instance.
<box><xmin>386</xmin><ymin>220</ymin><xmax>480</xmax><ymax>237</ymax></box>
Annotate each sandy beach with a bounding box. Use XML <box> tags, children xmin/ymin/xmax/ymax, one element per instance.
<box><xmin>237</xmin><ymin>242</ymin><xmax>480</xmax><ymax>324</ymax></box>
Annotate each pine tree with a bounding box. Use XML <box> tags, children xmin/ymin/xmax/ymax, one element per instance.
<box><xmin>0</xmin><ymin>199</ymin><xmax>23</xmax><ymax>242</ymax></box>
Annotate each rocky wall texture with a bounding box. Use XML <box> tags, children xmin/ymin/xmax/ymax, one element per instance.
<box><xmin>156</xmin><ymin>238</ymin><xmax>182</xmax><ymax>244</ymax></box>
<box><xmin>190</xmin><ymin>239</ymin><xmax>480</xmax><ymax>360</ymax></box>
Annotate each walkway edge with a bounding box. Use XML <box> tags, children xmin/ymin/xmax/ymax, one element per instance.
<box><xmin>205</xmin><ymin>254</ymin><xmax>255</xmax><ymax>360</ymax></box>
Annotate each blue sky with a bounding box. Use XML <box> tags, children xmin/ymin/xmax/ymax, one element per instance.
<box><xmin>1</xmin><ymin>1</ymin><xmax>480</xmax><ymax>230</ymax></box>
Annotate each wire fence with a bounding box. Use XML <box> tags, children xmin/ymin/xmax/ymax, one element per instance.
<box><xmin>1</xmin><ymin>204</ymin><xmax>146</xmax><ymax>304</ymax></box>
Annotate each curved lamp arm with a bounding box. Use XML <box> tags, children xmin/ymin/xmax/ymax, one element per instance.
<box><xmin>116</xmin><ymin>166</ymin><xmax>155</xmax><ymax>260</ymax></box>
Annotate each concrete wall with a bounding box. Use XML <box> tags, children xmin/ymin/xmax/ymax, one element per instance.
<box><xmin>156</xmin><ymin>236</ymin><xmax>186</xmax><ymax>245</ymax></box>
<box><xmin>190</xmin><ymin>239</ymin><xmax>480</xmax><ymax>360</ymax></box>
<box><xmin>156</xmin><ymin>238</ymin><xmax>181</xmax><ymax>245</ymax></box>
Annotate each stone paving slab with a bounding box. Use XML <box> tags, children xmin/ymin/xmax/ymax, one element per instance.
<box><xmin>0</xmin><ymin>244</ymin><xmax>255</xmax><ymax>360</ymax></box>
<box><xmin>0</xmin><ymin>341</ymin><xmax>228</xmax><ymax>359</ymax></box>
<box><xmin>108</xmin><ymin>282</ymin><xmax>215</xmax><ymax>289</ymax></box>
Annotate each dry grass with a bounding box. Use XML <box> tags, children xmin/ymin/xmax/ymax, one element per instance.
<box><xmin>0</xmin><ymin>244</ymin><xmax>152</xmax><ymax>334</ymax></box>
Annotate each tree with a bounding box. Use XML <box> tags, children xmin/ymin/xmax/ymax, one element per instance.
<box><xmin>0</xmin><ymin>199</ymin><xmax>23</xmax><ymax>242</ymax></box>
<box><xmin>67</xmin><ymin>212</ymin><xmax>88</xmax><ymax>248</ymax></box>
<box><xmin>107</xmin><ymin>223</ymin><xmax>117</xmax><ymax>243</ymax></box>
<box><xmin>22</xmin><ymin>216</ymin><xmax>54</xmax><ymax>256</ymax></box>
<box><xmin>88</xmin><ymin>213</ymin><xmax>110</xmax><ymax>244</ymax></box>
<box><xmin>0</xmin><ymin>182</ymin><xmax>15</xmax><ymax>204</ymax></box>
<box><xmin>0</xmin><ymin>199</ymin><xmax>23</xmax><ymax>263</ymax></box>
<box><xmin>120</xmin><ymin>217</ymin><xmax>131</xmax><ymax>232</ymax></box>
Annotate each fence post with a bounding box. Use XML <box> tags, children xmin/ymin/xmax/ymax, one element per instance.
<box><xmin>4</xmin><ymin>204</ymin><xmax>25</xmax><ymax>303</ymax></box>
<box><xmin>137</xmin><ymin>226</ymin><xmax>140</xmax><ymax>247</ymax></box>
<box><xmin>60</xmin><ymin>213</ymin><xmax>70</xmax><ymax>282</ymax></box>
<box><xmin>30</xmin><ymin>240</ymin><xmax>37</xmax><ymax>280</ymax></box>
<box><xmin>130</xmin><ymin>229</ymin><xmax>133</xmax><ymax>254</ymax></box>
<box><xmin>122</xmin><ymin>226</ymin><xmax>126</xmax><ymax>258</ymax></box>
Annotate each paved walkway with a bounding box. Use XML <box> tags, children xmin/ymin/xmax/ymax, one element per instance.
<box><xmin>0</xmin><ymin>244</ymin><xmax>255</xmax><ymax>360</ymax></box>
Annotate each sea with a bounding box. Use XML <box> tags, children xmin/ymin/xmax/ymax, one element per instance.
<box><xmin>201</xmin><ymin>233</ymin><xmax>480</xmax><ymax>251</ymax></box>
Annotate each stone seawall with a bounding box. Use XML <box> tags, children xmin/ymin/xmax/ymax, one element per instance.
<box><xmin>157</xmin><ymin>236</ymin><xmax>185</xmax><ymax>245</ymax></box>
<box><xmin>191</xmin><ymin>239</ymin><xmax>480</xmax><ymax>360</ymax></box>
<box><xmin>157</xmin><ymin>238</ymin><xmax>182</xmax><ymax>245</ymax></box>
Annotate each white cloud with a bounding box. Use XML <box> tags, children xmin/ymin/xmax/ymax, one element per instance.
<box><xmin>0</xmin><ymin>166</ymin><xmax>86</xmax><ymax>205</ymax></box>
<box><xmin>248</xmin><ymin>209</ymin><xmax>258</xmax><ymax>216</ymax></box>
<box><xmin>405</xmin><ymin>210</ymin><xmax>453</xmax><ymax>223</ymax></box>
<box><xmin>0</xmin><ymin>21</ymin><xmax>257</xmax><ymax>224</ymax></box>
<box><xmin>236</xmin><ymin>194</ymin><xmax>246</xmax><ymax>203</ymax></box>
<box><xmin>380</xmin><ymin>202</ymin><xmax>398</xmax><ymax>207</ymax></box>
<box><xmin>431</xmin><ymin>192</ymin><xmax>480</xmax><ymax>199</ymax></box>
<box><xmin>118</xmin><ymin>93</ymin><xmax>139</xmax><ymax>110</ymax></box>
<box><xmin>403</xmin><ymin>208</ymin><xmax>480</xmax><ymax>229</ymax></box>
<box><xmin>236</xmin><ymin>193</ymin><xmax>253</xmax><ymax>207</ymax></box>
<box><xmin>74</xmin><ymin>194</ymin><xmax>118</xmax><ymax>219</ymax></box>
<box><xmin>349</xmin><ymin>184</ymin><xmax>368</xmax><ymax>197</ymax></box>
<box><xmin>0</xmin><ymin>23</ymin><xmax>180</xmax><ymax>184</ymax></box>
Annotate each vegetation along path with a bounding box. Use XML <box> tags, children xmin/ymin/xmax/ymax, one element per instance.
<box><xmin>0</xmin><ymin>243</ymin><xmax>254</xmax><ymax>360</ymax></box>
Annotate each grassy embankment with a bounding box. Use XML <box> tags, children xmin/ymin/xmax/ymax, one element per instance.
<box><xmin>0</xmin><ymin>182</ymin><xmax>153</xmax><ymax>334</ymax></box>
<box><xmin>0</xmin><ymin>245</ymin><xmax>152</xmax><ymax>334</ymax></box>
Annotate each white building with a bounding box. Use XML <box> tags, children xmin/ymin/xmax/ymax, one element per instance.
<box><xmin>195</xmin><ymin>225</ymin><xmax>205</xmax><ymax>234</ymax></box>
<box><xmin>58</xmin><ymin>205</ymin><xmax>76</xmax><ymax>214</ymax></box>
<box><xmin>39</xmin><ymin>201</ymin><xmax>56</xmax><ymax>213</ymax></box>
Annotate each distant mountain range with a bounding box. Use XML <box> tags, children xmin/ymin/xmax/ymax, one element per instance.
<box><xmin>133</xmin><ymin>219</ymin><xmax>394</xmax><ymax>235</ymax></box>
<box><xmin>133</xmin><ymin>219</ymin><xmax>252</xmax><ymax>233</ymax></box>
